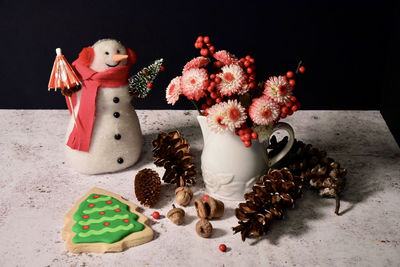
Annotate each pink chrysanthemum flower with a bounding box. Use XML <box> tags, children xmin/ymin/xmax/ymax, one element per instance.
<box><xmin>249</xmin><ymin>96</ymin><xmax>281</xmax><ymax>126</ymax></box>
<box><xmin>213</xmin><ymin>50</ymin><xmax>240</xmax><ymax>65</ymax></box>
<box><xmin>263</xmin><ymin>76</ymin><xmax>293</xmax><ymax>104</ymax></box>
<box><xmin>183</xmin><ymin>56</ymin><xmax>210</xmax><ymax>72</ymax></box>
<box><xmin>166</xmin><ymin>76</ymin><xmax>182</xmax><ymax>105</ymax></box>
<box><xmin>216</xmin><ymin>64</ymin><xmax>246</xmax><ymax>96</ymax></box>
<box><xmin>223</xmin><ymin>99</ymin><xmax>247</xmax><ymax>131</ymax></box>
<box><xmin>206</xmin><ymin>102</ymin><xmax>229</xmax><ymax>133</ymax></box>
<box><xmin>181</xmin><ymin>68</ymin><xmax>208</xmax><ymax>101</ymax></box>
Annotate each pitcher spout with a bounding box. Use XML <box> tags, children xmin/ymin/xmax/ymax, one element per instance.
<box><xmin>197</xmin><ymin>115</ymin><xmax>210</xmax><ymax>144</ymax></box>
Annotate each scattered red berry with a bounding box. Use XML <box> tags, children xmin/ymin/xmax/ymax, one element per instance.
<box><xmin>203</xmin><ymin>195</ymin><xmax>210</xmax><ymax>202</ymax></box>
<box><xmin>289</xmin><ymin>79</ymin><xmax>296</xmax><ymax>87</ymax></box>
<box><xmin>298</xmin><ymin>66</ymin><xmax>306</xmax><ymax>74</ymax></box>
<box><xmin>243</xmin><ymin>133</ymin><xmax>251</xmax><ymax>141</ymax></box>
<box><xmin>203</xmin><ymin>36</ymin><xmax>210</xmax><ymax>44</ymax></box>
<box><xmin>152</xmin><ymin>211</ymin><xmax>160</xmax><ymax>219</ymax></box>
<box><xmin>286</xmin><ymin>71</ymin><xmax>294</xmax><ymax>78</ymax></box>
<box><xmin>214</xmin><ymin>76</ymin><xmax>222</xmax><ymax>83</ymax></box>
<box><xmin>251</xmin><ymin>132</ymin><xmax>258</xmax><ymax>140</ymax></box>
<box><xmin>196</xmin><ymin>36</ymin><xmax>203</xmax><ymax>42</ymax></box>
<box><xmin>147</xmin><ymin>82</ymin><xmax>153</xmax><ymax>88</ymax></box>
<box><xmin>219</xmin><ymin>244</ymin><xmax>227</xmax><ymax>252</ymax></box>
<box><xmin>160</xmin><ymin>65</ymin><xmax>165</xmax><ymax>71</ymax></box>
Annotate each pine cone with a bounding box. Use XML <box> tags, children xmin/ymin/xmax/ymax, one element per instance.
<box><xmin>268</xmin><ymin>136</ymin><xmax>347</xmax><ymax>214</ymax></box>
<box><xmin>134</xmin><ymin>168</ymin><xmax>161</xmax><ymax>207</ymax></box>
<box><xmin>233</xmin><ymin>168</ymin><xmax>303</xmax><ymax>241</ymax></box>
<box><xmin>152</xmin><ymin>131</ymin><xmax>196</xmax><ymax>187</ymax></box>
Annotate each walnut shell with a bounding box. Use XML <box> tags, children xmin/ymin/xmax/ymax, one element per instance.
<box><xmin>175</xmin><ymin>186</ymin><xmax>193</xmax><ymax>206</ymax></box>
<box><xmin>194</xmin><ymin>198</ymin><xmax>209</xmax><ymax>219</ymax></box>
<box><xmin>196</xmin><ymin>219</ymin><xmax>213</xmax><ymax>238</ymax></box>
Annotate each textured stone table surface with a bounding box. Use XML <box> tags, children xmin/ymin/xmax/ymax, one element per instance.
<box><xmin>0</xmin><ymin>110</ymin><xmax>399</xmax><ymax>267</ymax></box>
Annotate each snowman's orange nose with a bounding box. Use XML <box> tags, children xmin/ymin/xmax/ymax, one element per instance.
<box><xmin>112</xmin><ymin>54</ymin><xmax>129</xmax><ymax>62</ymax></box>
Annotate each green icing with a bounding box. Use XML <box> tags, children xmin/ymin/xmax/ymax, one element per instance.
<box><xmin>86</xmin><ymin>196</ymin><xmax>111</xmax><ymax>203</ymax></box>
<box><xmin>78</xmin><ymin>214</ymin><xmax>129</xmax><ymax>225</ymax></box>
<box><xmin>83</xmin><ymin>204</ymin><xmax>120</xmax><ymax>214</ymax></box>
<box><xmin>72</xmin><ymin>193</ymin><xmax>144</xmax><ymax>244</ymax></box>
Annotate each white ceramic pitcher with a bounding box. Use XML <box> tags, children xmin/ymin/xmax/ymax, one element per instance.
<box><xmin>197</xmin><ymin>116</ymin><xmax>294</xmax><ymax>200</ymax></box>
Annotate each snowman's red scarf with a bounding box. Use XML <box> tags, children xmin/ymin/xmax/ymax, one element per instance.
<box><xmin>66</xmin><ymin>60</ymin><xmax>131</xmax><ymax>152</ymax></box>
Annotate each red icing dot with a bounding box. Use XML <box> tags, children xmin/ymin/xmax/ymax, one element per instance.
<box><xmin>106</xmin><ymin>200</ymin><xmax>112</xmax><ymax>204</ymax></box>
<box><xmin>123</xmin><ymin>219</ymin><xmax>130</xmax><ymax>223</ymax></box>
<box><xmin>88</xmin><ymin>204</ymin><xmax>95</xmax><ymax>208</ymax></box>
<box><xmin>115</xmin><ymin>209</ymin><xmax>121</xmax><ymax>212</ymax></box>
<box><xmin>82</xmin><ymin>215</ymin><xmax>89</xmax><ymax>219</ymax></box>
<box><xmin>93</xmin><ymin>195</ymin><xmax>100</xmax><ymax>198</ymax></box>
<box><xmin>104</xmin><ymin>222</ymin><xmax>110</xmax><ymax>226</ymax></box>
<box><xmin>99</xmin><ymin>211</ymin><xmax>105</xmax><ymax>215</ymax></box>
<box><xmin>82</xmin><ymin>225</ymin><xmax>89</xmax><ymax>230</ymax></box>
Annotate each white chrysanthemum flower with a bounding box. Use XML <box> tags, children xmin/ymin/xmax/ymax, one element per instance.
<box><xmin>249</xmin><ymin>96</ymin><xmax>280</xmax><ymax>126</ymax></box>
<box><xmin>206</xmin><ymin>102</ymin><xmax>229</xmax><ymax>133</ymax></box>
<box><xmin>216</xmin><ymin>64</ymin><xmax>246</xmax><ymax>96</ymax></box>
<box><xmin>166</xmin><ymin>76</ymin><xmax>182</xmax><ymax>105</ymax></box>
<box><xmin>222</xmin><ymin>99</ymin><xmax>247</xmax><ymax>131</ymax></box>
<box><xmin>263</xmin><ymin>76</ymin><xmax>292</xmax><ymax>104</ymax></box>
<box><xmin>181</xmin><ymin>68</ymin><xmax>208</xmax><ymax>101</ymax></box>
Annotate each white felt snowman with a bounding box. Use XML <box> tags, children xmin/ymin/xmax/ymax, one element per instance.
<box><xmin>64</xmin><ymin>39</ymin><xmax>143</xmax><ymax>174</ymax></box>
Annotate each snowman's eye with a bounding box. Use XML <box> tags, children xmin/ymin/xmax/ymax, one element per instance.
<box><xmin>117</xmin><ymin>50</ymin><xmax>120</xmax><ymax>54</ymax></box>
<box><xmin>105</xmin><ymin>51</ymin><xmax>109</xmax><ymax>55</ymax></box>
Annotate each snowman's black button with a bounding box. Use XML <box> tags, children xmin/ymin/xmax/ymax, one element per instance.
<box><xmin>113</xmin><ymin>97</ymin><xmax>119</xmax><ymax>103</ymax></box>
<box><xmin>113</xmin><ymin>112</ymin><xmax>120</xmax><ymax>118</ymax></box>
<box><xmin>114</xmin><ymin>134</ymin><xmax>121</xmax><ymax>140</ymax></box>
<box><xmin>117</xmin><ymin>157</ymin><xmax>124</xmax><ymax>164</ymax></box>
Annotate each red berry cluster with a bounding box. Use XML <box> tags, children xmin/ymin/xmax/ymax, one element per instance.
<box><xmin>276</xmin><ymin>67</ymin><xmax>305</xmax><ymax>119</ymax></box>
<box><xmin>235</xmin><ymin>124</ymin><xmax>258</xmax><ymax>147</ymax></box>
<box><xmin>239</xmin><ymin>55</ymin><xmax>257</xmax><ymax>94</ymax></box>
<box><xmin>194</xmin><ymin>36</ymin><xmax>215</xmax><ymax>57</ymax></box>
<box><xmin>196</xmin><ymin>36</ymin><xmax>224</xmax><ymax>115</ymax></box>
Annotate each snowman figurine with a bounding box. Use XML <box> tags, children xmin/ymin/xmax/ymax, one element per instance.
<box><xmin>65</xmin><ymin>39</ymin><xmax>143</xmax><ymax>174</ymax></box>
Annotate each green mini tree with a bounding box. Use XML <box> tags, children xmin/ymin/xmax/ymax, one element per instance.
<box><xmin>128</xmin><ymin>59</ymin><xmax>164</xmax><ymax>98</ymax></box>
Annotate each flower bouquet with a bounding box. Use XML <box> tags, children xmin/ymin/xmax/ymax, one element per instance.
<box><xmin>166</xmin><ymin>35</ymin><xmax>305</xmax><ymax>147</ymax></box>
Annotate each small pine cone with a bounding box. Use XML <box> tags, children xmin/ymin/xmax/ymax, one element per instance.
<box><xmin>134</xmin><ymin>168</ymin><xmax>161</xmax><ymax>207</ymax></box>
<box><xmin>152</xmin><ymin>131</ymin><xmax>196</xmax><ymax>187</ymax></box>
<box><xmin>233</xmin><ymin>168</ymin><xmax>303</xmax><ymax>241</ymax></box>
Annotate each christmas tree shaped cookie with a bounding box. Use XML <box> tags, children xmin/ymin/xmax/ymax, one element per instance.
<box><xmin>62</xmin><ymin>187</ymin><xmax>153</xmax><ymax>253</ymax></box>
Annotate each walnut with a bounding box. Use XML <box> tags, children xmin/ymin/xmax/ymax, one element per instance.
<box><xmin>196</xmin><ymin>219</ymin><xmax>213</xmax><ymax>238</ymax></box>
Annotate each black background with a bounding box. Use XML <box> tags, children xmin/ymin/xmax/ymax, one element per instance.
<box><xmin>0</xmin><ymin>0</ymin><xmax>399</xmax><ymax>144</ymax></box>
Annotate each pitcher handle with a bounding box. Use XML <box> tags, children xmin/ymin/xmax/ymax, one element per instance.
<box><xmin>267</xmin><ymin>122</ymin><xmax>295</xmax><ymax>167</ymax></box>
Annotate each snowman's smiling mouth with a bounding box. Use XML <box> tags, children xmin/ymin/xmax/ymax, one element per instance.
<box><xmin>106</xmin><ymin>62</ymin><xmax>120</xmax><ymax>68</ymax></box>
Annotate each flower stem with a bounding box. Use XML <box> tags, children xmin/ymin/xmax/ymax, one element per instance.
<box><xmin>190</xmin><ymin>100</ymin><xmax>202</xmax><ymax>115</ymax></box>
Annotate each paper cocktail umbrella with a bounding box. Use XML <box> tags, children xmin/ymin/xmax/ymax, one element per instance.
<box><xmin>48</xmin><ymin>48</ymin><xmax>81</xmax><ymax>127</ymax></box>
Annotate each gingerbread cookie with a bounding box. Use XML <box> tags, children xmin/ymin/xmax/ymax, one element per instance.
<box><xmin>62</xmin><ymin>187</ymin><xmax>153</xmax><ymax>253</ymax></box>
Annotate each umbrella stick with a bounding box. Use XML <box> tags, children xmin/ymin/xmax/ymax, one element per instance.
<box><xmin>67</xmin><ymin>96</ymin><xmax>78</xmax><ymax>128</ymax></box>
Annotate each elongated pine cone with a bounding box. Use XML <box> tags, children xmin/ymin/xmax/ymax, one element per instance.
<box><xmin>233</xmin><ymin>168</ymin><xmax>303</xmax><ymax>241</ymax></box>
<box><xmin>134</xmin><ymin>168</ymin><xmax>161</xmax><ymax>207</ymax></box>
<box><xmin>268</xmin><ymin>136</ymin><xmax>347</xmax><ymax>214</ymax></box>
<box><xmin>152</xmin><ymin>131</ymin><xmax>196</xmax><ymax>187</ymax></box>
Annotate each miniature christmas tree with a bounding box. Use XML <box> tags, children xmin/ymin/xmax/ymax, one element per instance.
<box><xmin>128</xmin><ymin>59</ymin><xmax>164</xmax><ymax>98</ymax></box>
<box><xmin>72</xmin><ymin>194</ymin><xmax>145</xmax><ymax>244</ymax></box>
